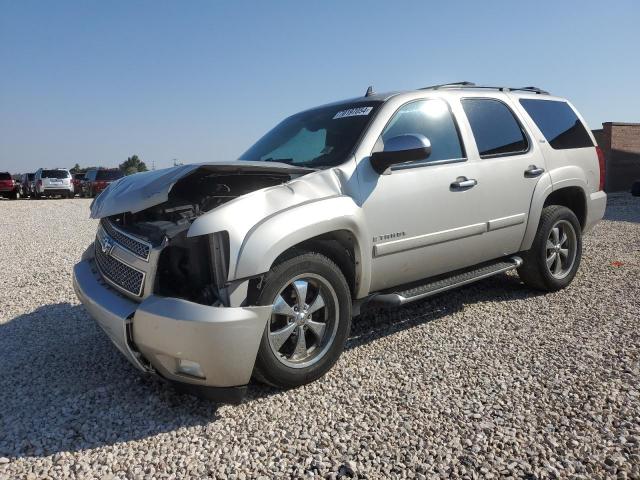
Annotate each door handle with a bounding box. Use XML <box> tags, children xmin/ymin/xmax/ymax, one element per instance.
<box><xmin>450</xmin><ymin>177</ymin><xmax>477</xmax><ymax>190</ymax></box>
<box><xmin>524</xmin><ymin>165</ymin><xmax>545</xmax><ymax>178</ymax></box>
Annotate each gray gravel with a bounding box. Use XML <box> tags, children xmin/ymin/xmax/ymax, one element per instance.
<box><xmin>1</xmin><ymin>194</ymin><xmax>639</xmax><ymax>479</ymax></box>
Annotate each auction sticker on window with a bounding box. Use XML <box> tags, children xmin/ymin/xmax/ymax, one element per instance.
<box><xmin>333</xmin><ymin>107</ymin><xmax>373</xmax><ymax>119</ymax></box>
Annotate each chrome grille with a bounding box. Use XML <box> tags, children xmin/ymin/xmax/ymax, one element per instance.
<box><xmin>101</xmin><ymin>220</ymin><xmax>151</xmax><ymax>260</ymax></box>
<box><xmin>94</xmin><ymin>239</ymin><xmax>145</xmax><ymax>296</ymax></box>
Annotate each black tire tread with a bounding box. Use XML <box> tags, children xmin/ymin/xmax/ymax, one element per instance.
<box><xmin>252</xmin><ymin>251</ymin><xmax>351</xmax><ymax>389</ymax></box>
<box><xmin>518</xmin><ymin>205</ymin><xmax>581</xmax><ymax>291</ymax></box>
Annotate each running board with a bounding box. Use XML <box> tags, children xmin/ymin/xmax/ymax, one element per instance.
<box><xmin>371</xmin><ymin>256</ymin><xmax>523</xmax><ymax>307</ymax></box>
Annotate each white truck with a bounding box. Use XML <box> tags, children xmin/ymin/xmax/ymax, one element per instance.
<box><xmin>73</xmin><ymin>82</ymin><xmax>606</xmax><ymax>402</ymax></box>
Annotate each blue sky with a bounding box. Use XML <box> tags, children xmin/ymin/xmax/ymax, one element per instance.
<box><xmin>1</xmin><ymin>0</ymin><xmax>639</xmax><ymax>173</ymax></box>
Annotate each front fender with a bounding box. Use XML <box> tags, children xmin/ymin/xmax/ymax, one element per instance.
<box><xmin>234</xmin><ymin>195</ymin><xmax>372</xmax><ymax>299</ymax></box>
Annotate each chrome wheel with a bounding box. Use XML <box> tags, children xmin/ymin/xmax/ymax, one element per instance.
<box><xmin>546</xmin><ymin>219</ymin><xmax>577</xmax><ymax>279</ymax></box>
<box><xmin>268</xmin><ymin>273</ymin><xmax>339</xmax><ymax>369</ymax></box>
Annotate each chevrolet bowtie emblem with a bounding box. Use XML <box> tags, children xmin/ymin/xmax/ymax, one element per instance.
<box><xmin>100</xmin><ymin>235</ymin><xmax>114</xmax><ymax>255</ymax></box>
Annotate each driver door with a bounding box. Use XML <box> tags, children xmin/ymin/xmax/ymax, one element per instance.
<box><xmin>358</xmin><ymin>98</ymin><xmax>489</xmax><ymax>291</ymax></box>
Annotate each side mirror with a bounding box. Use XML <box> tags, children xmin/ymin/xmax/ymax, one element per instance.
<box><xmin>370</xmin><ymin>134</ymin><xmax>431</xmax><ymax>174</ymax></box>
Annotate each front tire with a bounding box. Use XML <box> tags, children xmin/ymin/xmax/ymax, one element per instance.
<box><xmin>253</xmin><ymin>252</ymin><xmax>352</xmax><ymax>388</ymax></box>
<box><xmin>518</xmin><ymin>205</ymin><xmax>582</xmax><ymax>291</ymax></box>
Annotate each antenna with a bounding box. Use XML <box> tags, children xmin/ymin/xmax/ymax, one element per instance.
<box><xmin>365</xmin><ymin>86</ymin><xmax>374</xmax><ymax>97</ymax></box>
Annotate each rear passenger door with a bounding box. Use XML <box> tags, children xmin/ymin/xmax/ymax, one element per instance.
<box><xmin>459</xmin><ymin>96</ymin><xmax>547</xmax><ymax>256</ymax></box>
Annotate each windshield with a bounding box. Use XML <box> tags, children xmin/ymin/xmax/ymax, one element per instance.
<box><xmin>42</xmin><ymin>169</ymin><xmax>69</xmax><ymax>179</ymax></box>
<box><xmin>0</xmin><ymin>173</ymin><xmax>11</xmax><ymax>181</ymax></box>
<box><xmin>28</xmin><ymin>173</ymin><xmax>35</xmax><ymax>180</ymax></box>
<box><xmin>73</xmin><ymin>173</ymin><xmax>85</xmax><ymax>180</ymax></box>
<box><xmin>240</xmin><ymin>101</ymin><xmax>382</xmax><ymax>168</ymax></box>
<box><xmin>96</xmin><ymin>170</ymin><xmax>123</xmax><ymax>181</ymax></box>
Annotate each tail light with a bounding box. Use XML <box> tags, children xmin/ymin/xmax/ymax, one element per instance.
<box><xmin>595</xmin><ymin>146</ymin><xmax>606</xmax><ymax>191</ymax></box>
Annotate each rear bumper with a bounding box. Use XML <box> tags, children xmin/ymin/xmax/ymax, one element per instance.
<box><xmin>584</xmin><ymin>190</ymin><xmax>607</xmax><ymax>233</ymax></box>
<box><xmin>42</xmin><ymin>187</ymin><xmax>73</xmax><ymax>195</ymax></box>
<box><xmin>73</xmin><ymin>256</ymin><xmax>272</xmax><ymax>402</ymax></box>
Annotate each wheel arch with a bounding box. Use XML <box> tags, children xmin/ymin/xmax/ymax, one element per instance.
<box><xmin>543</xmin><ymin>186</ymin><xmax>587</xmax><ymax>229</ymax></box>
<box><xmin>520</xmin><ymin>172</ymin><xmax>589</xmax><ymax>251</ymax></box>
<box><xmin>232</xmin><ymin>196</ymin><xmax>372</xmax><ymax>299</ymax></box>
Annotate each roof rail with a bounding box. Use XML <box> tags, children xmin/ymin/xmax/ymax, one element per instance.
<box><xmin>419</xmin><ymin>81</ymin><xmax>476</xmax><ymax>90</ymax></box>
<box><xmin>419</xmin><ymin>82</ymin><xmax>549</xmax><ymax>95</ymax></box>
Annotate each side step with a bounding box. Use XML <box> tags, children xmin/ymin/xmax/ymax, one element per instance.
<box><xmin>371</xmin><ymin>256</ymin><xmax>523</xmax><ymax>307</ymax></box>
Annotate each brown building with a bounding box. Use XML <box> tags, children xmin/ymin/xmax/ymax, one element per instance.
<box><xmin>592</xmin><ymin>122</ymin><xmax>640</xmax><ymax>192</ymax></box>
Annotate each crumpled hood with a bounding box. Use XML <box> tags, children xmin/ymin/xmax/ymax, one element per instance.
<box><xmin>89</xmin><ymin>161</ymin><xmax>313</xmax><ymax>219</ymax></box>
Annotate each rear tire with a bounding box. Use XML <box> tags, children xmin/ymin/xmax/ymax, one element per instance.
<box><xmin>518</xmin><ymin>205</ymin><xmax>582</xmax><ymax>291</ymax></box>
<box><xmin>252</xmin><ymin>252</ymin><xmax>352</xmax><ymax>389</ymax></box>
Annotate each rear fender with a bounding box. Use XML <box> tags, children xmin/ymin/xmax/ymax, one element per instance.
<box><xmin>519</xmin><ymin>167</ymin><xmax>588</xmax><ymax>251</ymax></box>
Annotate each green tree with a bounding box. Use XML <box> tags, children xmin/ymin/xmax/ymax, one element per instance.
<box><xmin>119</xmin><ymin>155</ymin><xmax>148</xmax><ymax>175</ymax></box>
<box><xmin>70</xmin><ymin>163</ymin><xmax>81</xmax><ymax>173</ymax></box>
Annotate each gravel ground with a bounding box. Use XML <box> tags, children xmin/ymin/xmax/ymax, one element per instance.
<box><xmin>0</xmin><ymin>194</ymin><xmax>639</xmax><ymax>479</ymax></box>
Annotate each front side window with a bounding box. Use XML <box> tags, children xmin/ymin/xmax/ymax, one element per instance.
<box><xmin>379</xmin><ymin>99</ymin><xmax>465</xmax><ymax>164</ymax></box>
<box><xmin>240</xmin><ymin>101</ymin><xmax>382</xmax><ymax>168</ymax></box>
<box><xmin>520</xmin><ymin>99</ymin><xmax>593</xmax><ymax>150</ymax></box>
<box><xmin>462</xmin><ymin>99</ymin><xmax>528</xmax><ymax>157</ymax></box>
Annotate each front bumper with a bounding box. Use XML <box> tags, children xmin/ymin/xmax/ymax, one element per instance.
<box><xmin>73</xmin><ymin>257</ymin><xmax>272</xmax><ymax>401</ymax></box>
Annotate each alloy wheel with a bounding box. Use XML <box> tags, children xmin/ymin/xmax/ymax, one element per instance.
<box><xmin>545</xmin><ymin>219</ymin><xmax>577</xmax><ymax>279</ymax></box>
<box><xmin>267</xmin><ymin>273</ymin><xmax>339</xmax><ymax>369</ymax></box>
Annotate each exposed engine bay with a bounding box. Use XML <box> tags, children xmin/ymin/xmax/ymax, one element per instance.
<box><xmin>107</xmin><ymin>171</ymin><xmax>293</xmax><ymax>244</ymax></box>
<box><xmin>101</xmin><ymin>167</ymin><xmax>304</xmax><ymax>305</ymax></box>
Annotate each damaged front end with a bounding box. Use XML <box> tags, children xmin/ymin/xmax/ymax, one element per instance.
<box><xmin>91</xmin><ymin>162</ymin><xmax>311</xmax><ymax>306</ymax></box>
<box><xmin>74</xmin><ymin>162</ymin><xmax>315</xmax><ymax>400</ymax></box>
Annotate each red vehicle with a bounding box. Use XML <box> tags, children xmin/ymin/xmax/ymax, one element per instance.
<box><xmin>81</xmin><ymin>168</ymin><xmax>124</xmax><ymax>197</ymax></box>
<box><xmin>0</xmin><ymin>172</ymin><xmax>21</xmax><ymax>200</ymax></box>
<box><xmin>71</xmin><ymin>172</ymin><xmax>86</xmax><ymax>196</ymax></box>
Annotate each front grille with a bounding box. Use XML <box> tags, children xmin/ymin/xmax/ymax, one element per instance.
<box><xmin>101</xmin><ymin>220</ymin><xmax>151</xmax><ymax>260</ymax></box>
<box><xmin>94</xmin><ymin>240</ymin><xmax>145</xmax><ymax>296</ymax></box>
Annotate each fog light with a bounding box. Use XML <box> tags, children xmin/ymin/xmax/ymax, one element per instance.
<box><xmin>176</xmin><ymin>359</ymin><xmax>205</xmax><ymax>379</ymax></box>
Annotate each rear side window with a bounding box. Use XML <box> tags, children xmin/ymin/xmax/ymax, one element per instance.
<box><xmin>520</xmin><ymin>99</ymin><xmax>593</xmax><ymax>150</ymax></box>
<box><xmin>462</xmin><ymin>99</ymin><xmax>528</xmax><ymax>157</ymax></box>
<box><xmin>42</xmin><ymin>169</ymin><xmax>70</xmax><ymax>179</ymax></box>
<box><xmin>381</xmin><ymin>99</ymin><xmax>465</xmax><ymax>164</ymax></box>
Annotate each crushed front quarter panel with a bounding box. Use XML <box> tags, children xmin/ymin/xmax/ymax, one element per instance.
<box><xmin>186</xmin><ymin>167</ymin><xmax>351</xmax><ymax>280</ymax></box>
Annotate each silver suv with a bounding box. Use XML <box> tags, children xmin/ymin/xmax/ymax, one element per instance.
<box><xmin>73</xmin><ymin>82</ymin><xmax>607</xmax><ymax>402</ymax></box>
<box><xmin>34</xmin><ymin>168</ymin><xmax>74</xmax><ymax>199</ymax></box>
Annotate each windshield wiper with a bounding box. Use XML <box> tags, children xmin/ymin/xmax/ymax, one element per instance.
<box><xmin>261</xmin><ymin>158</ymin><xmax>295</xmax><ymax>164</ymax></box>
<box><xmin>241</xmin><ymin>157</ymin><xmax>320</xmax><ymax>170</ymax></box>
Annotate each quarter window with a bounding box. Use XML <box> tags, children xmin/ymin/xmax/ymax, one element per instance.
<box><xmin>380</xmin><ymin>99</ymin><xmax>465</xmax><ymax>164</ymax></box>
<box><xmin>520</xmin><ymin>99</ymin><xmax>593</xmax><ymax>150</ymax></box>
<box><xmin>462</xmin><ymin>99</ymin><xmax>528</xmax><ymax>157</ymax></box>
